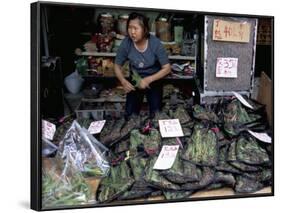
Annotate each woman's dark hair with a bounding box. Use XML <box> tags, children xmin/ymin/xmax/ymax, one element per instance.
<box><xmin>127</xmin><ymin>12</ymin><xmax>150</xmax><ymax>38</ymax></box>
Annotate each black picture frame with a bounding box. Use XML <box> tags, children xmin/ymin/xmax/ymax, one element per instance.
<box><xmin>31</xmin><ymin>1</ymin><xmax>274</xmax><ymax>211</ymax></box>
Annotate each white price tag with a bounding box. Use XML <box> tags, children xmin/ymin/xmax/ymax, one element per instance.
<box><xmin>88</xmin><ymin>120</ymin><xmax>106</xmax><ymax>134</ymax></box>
<box><xmin>159</xmin><ymin>119</ymin><xmax>184</xmax><ymax>138</ymax></box>
<box><xmin>153</xmin><ymin>145</ymin><xmax>179</xmax><ymax>170</ymax></box>
<box><xmin>248</xmin><ymin>130</ymin><xmax>272</xmax><ymax>143</ymax></box>
<box><xmin>42</xmin><ymin>120</ymin><xmax>56</xmax><ymax>140</ymax></box>
<box><xmin>232</xmin><ymin>91</ymin><xmax>254</xmax><ymax>109</ymax></box>
<box><xmin>216</xmin><ymin>57</ymin><xmax>238</xmax><ymax>78</ymax></box>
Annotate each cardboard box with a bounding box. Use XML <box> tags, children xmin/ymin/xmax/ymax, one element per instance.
<box><xmin>257</xmin><ymin>71</ymin><xmax>272</xmax><ymax>127</ymax></box>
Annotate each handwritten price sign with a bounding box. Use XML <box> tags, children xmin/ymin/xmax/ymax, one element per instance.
<box><xmin>216</xmin><ymin>57</ymin><xmax>238</xmax><ymax>78</ymax></box>
<box><xmin>159</xmin><ymin>119</ymin><xmax>184</xmax><ymax>138</ymax></box>
<box><xmin>213</xmin><ymin>19</ymin><xmax>251</xmax><ymax>43</ymax></box>
<box><xmin>42</xmin><ymin>120</ymin><xmax>56</xmax><ymax>140</ymax></box>
<box><xmin>88</xmin><ymin>120</ymin><xmax>106</xmax><ymax>134</ymax></box>
<box><xmin>153</xmin><ymin>145</ymin><xmax>179</xmax><ymax>170</ymax></box>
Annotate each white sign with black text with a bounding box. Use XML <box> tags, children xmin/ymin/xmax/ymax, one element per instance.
<box><xmin>153</xmin><ymin>145</ymin><xmax>179</xmax><ymax>170</ymax></box>
<box><xmin>216</xmin><ymin>57</ymin><xmax>238</xmax><ymax>78</ymax></box>
<box><xmin>159</xmin><ymin>119</ymin><xmax>184</xmax><ymax>138</ymax></box>
<box><xmin>88</xmin><ymin>120</ymin><xmax>106</xmax><ymax>134</ymax></box>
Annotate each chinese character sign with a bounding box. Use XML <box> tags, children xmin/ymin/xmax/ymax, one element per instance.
<box><xmin>216</xmin><ymin>57</ymin><xmax>238</xmax><ymax>78</ymax></box>
<box><xmin>213</xmin><ymin>19</ymin><xmax>251</xmax><ymax>43</ymax></box>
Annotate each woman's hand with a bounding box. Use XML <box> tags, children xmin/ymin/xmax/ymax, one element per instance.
<box><xmin>139</xmin><ymin>76</ymin><xmax>152</xmax><ymax>89</ymax></box>
<box><xmin>121</xmin><ymin>79</ymin><xmax>135</xmax><ymax>93</ymax></box>
<box><xmin>114</xmin><ymin>64</ymin><xmax>135</xmax><ymax>93</ymax></box>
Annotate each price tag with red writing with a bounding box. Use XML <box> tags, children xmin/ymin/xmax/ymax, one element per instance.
<box><xmin>159</xmin><ymin>119</ymin><xmax>184</xmax><ymax>138</ymax></box>
<box><xmin>216</xmin><ymin>57</ymin><xmax>238</xmax><ymax>78</ymax></box>
<box><xmin>153</xmin><ymin>145</ymin><xmax>179</xmax><ymax>170</ymax></box>
<box><xmin>42</xmin><ymin>120</ymin><xmax>56</xmax><ymax>140</ymax></box>
<box><xmin>88</xmin><ymin>120</ymin><xmax>106</xmax><ymax>134</ymax></box>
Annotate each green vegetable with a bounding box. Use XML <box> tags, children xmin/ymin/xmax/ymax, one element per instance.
<box><xmin>42</xmin><ymin>168</ymin><xmax>90</xmax><ymax>208</ymax></box>
<box><xmin>131</xmin><ymin>70</ymin><xmax>142</xmax><ymax>88</ymax></box>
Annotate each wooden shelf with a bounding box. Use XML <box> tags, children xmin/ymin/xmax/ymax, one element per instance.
<box><xmin>82</xmin><ymin>97</ymin><xmax>125</xmax><ymax>103</ymax></box>
<box><xmin>168</xmin><ymin>55</ymin><xmax>196</xmax><ymax>60</ymax></box>
<box><xmin>166</xmin><ymin>75</ymin><xmax>195</xmax><ymax>80</ymax></box>
<box><xmin>82</xmin><ymin>52</ymin><xmax>117</xmax><ymax>57</ymax></box>
<box><xmin>81</xmin><ymin>52</ymin><xmax>196</xmax><ymax>81</ymax></box>
<box><xmin>81</xmin><ymin>52</ymin><xmax>196</xmax><ymax>60</ymax></box>
<box><xmin>83</xmin><ymin>75</ymin><xmax>195</xmax><ymax>82</ymax></box>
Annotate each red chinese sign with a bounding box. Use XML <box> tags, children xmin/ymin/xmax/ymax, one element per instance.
<box><xmin>213</xmin><ymin>19</ymin><xmax>251</xmax><ymax>43</ymax></box>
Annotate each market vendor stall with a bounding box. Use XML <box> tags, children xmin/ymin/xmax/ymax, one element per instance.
<box><xmin>41</xmin><ymin>91</ymin><xmax>272</xmax><ymax>209</ymax></box>
<box><xmin>31</xmin><ymin>2</ymin><xmax>273</xmax><ymax>211</ymax></box>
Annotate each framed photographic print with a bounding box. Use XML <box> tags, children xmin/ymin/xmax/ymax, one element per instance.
<box><xmin>31</xmin><ymin>1</ymin><xmax>274</xmax><ymax>211</ymax></box>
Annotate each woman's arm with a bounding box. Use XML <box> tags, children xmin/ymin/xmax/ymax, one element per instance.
<box><xmin>114</xmin><ymin>64</ymin><xmax>135</xmax><ymax>93</ymax></box>
<box><xmin>139</xmin><ymin>63</ymin><xmax>171</xmax><ymax>89</ymax></box>
<box><xmin>149</xmin><ymin>63</ymin><xmax>171</xmax><ymax>82</ymax></box>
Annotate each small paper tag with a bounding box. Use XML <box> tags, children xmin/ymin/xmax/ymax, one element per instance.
<box><xmin>88</xmin><ymin>120</ymin><xmax>106</xmax><ymax>134</ymax></box>
<box><xmin>159</xmin><ymin>119</ymin><xmax>184</xmax><ymax>138</ymax></box>
<box><xmin>153</xmin><ymin>145</ymin><xmax>179</xmax><ymax>170</ymax></box>
<box><xmin>42</xmin><ymin>120</ymin><xmax>56</xmax><ymax>140</ymax></box>
<box><xmin>248</xmin><ymin>130</ymin><xmax>272</xmax><ymax>143</ymax></box>
<box><xmin>232</xmin><ymin>91</ymin><xmax>254</xmax><ymax>109</ymax></box>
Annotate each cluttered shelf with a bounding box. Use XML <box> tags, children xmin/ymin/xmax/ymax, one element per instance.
<box><xmin>76</xmin><ymin>50</ymin><xmax>196</xmax><ymax>80</ymax></box>
<box><xmin>81</xmin><ymin>51</ymin><xmax>196</xmax><ymax>61</ymax></box>
<box><xmin>82</xmin><ymin>74</ymin><xmax>196</xmax><ymax>81</ymax></box>
<box><xmin>82</xmin><ymin>52</ymin><xmax>116</xmax><ymax>57</ymax></box>
<box><xmin>64</xmin><ymin>83</ymin><xmax>198</xmax><ymax>118</ymax></box>
<box><xmin>81</xmin><ymin>97</ymin><xmax>125</xmax><ymax>103</ymax></box>
<box><xmin>72</xmin><ymin>12</ymin><xmax>198</xmax><ymax>96</ymax></box>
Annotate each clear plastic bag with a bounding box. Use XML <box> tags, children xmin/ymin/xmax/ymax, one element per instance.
<box><xmin>58</xmin><ymin>120</ymin><xmax>110</xmax><ymax>177</ymax></box>
<box><xmin>42</xmin><ymin>137</ymin><xmax>58</xmax><ymax>157</ymax></box>
<box><xmin>42</xmin><ymin>154</ymin><xmax>92</xmax><ymax>208</ymax></box>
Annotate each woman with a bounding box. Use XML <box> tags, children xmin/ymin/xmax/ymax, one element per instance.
<box><xmin>114</xmin><ymin>12</ymin><xmax>171</xmax><ymax>118</ymax></box>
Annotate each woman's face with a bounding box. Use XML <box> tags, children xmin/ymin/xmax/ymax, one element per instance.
<box><xmin>128</xmin><ymin>19</ymin><xmax>145</xmax><ymax>43</ymax></box>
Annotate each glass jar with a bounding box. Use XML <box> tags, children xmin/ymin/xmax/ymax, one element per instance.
<box><xmin>117</xmin><ymin>14</ymin><xmax>129</xmax><ymax>35</ymax></box>
<box><xmin>173</xmin><ymin>17</ymin><xmax>184</xmax><ymax>43</ymax></box>
<box><xmin>99</xmin><ymin>13</ymin><xmax>114</xmax><ymax>34</ymax></box>
<box><xmin>155</xmin><ymin>17</ymin><xmax>171</xmax><ymax>42</ymax></box>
